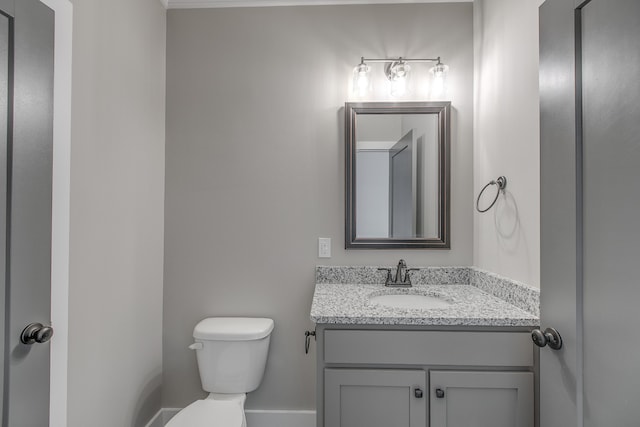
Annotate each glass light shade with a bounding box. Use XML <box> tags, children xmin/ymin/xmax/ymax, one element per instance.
<box><xmin>430</xmin><ymin>63</ymin><xmax>449</xmax><ymax>98</ymax></box>
<box><xmin>352</xmin><ymin>63</ymin><xmax>371</xmax><ymax>97</ymax></box>
<box><xmin>390</xmin><ymin>75</ymin><xmax>408</xmax><ymax>97</ymax></box>
<box><xmin>388</xmin><ymin>62</ymin><xmax>410</xmax><ymax>97</ymax></box>
<box><xmin>389</xmin><ymin>61</ymin><xmax>410</xmax><ymax>79</ymax></box>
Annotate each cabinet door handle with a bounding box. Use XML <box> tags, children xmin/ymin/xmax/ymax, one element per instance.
<box><xmin>435</xmin><ymin>388</ymin><xmax>445</xmax><ymax>398</ymax></box>
<box><xmin>414</xmin><ymin>388</ymin><xmax>423</xmax><ymax>398</ymax></box>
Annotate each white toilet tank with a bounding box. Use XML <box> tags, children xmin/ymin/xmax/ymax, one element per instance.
<box><xmin>192</xmin><ymin>317</ymin><xmax>274</xmax><ymax>394</ymax></box>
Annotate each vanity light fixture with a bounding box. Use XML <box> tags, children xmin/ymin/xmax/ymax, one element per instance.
<box><xmin>353</xmin><ymin>56</ymin><xmax>449</xmax><ymax>97</ymax></box>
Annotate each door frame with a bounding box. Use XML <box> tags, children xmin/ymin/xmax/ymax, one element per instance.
<box><xmin>34</xmin><ymin>0</ymin><xmax>72</xmax><ymax>426</ymax></box>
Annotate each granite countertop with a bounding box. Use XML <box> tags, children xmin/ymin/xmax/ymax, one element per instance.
<box><xmin>310</xmin><ymin>283</ymin><xmax>539</xmax><ymax>327</ymax></box>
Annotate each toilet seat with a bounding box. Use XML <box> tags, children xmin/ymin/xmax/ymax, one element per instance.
<box><xmin>165</xmin><ymin>398</ymin><xmax>245</xmax><ymax>427</ymax></box>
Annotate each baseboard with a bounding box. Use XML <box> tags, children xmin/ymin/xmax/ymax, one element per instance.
<box><xmin>246</xmin><ymin>409</ymin><xmax>316</xmax><ymax>427</ymax></box>
<box><xmin>144</xmin><ymin>409</ymin><xmax>180</xmax><ymax>427</ymax></box>
<box><xmin>144</xmin><ymin>409</ymin><xmax>165</xmax><ymax>427</ymax></box>
<box><xmin>145</xmin><ymin>407</ymin><xmax>316</xmax><ymax>427</ymax></box>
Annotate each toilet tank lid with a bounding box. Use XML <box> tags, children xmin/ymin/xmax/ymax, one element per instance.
<box><xmin>193</xmin><ymin>317</ymin><xmax>274</xmax><ymax>341</ymax></box>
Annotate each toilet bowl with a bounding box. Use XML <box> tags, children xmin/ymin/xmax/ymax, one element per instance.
<box><xmin>166</xmin><ymin>317</ymin><xmax>274</xmax><ymax>427</ymax></box>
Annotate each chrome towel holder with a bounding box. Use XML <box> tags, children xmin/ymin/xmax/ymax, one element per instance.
<box><xmin>476</xmin><ymin>176</ymin><xmax>507</xmax><ymax>213</ymax></box>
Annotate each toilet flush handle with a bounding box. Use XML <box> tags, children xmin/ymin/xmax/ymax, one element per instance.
<box><xmin>188</xmin><ymin>342</ymin><xmax>203</xmax><ymax>350</ymax></box>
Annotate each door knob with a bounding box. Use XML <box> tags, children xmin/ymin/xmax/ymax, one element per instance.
<box><xmin>531</xmin><ymin>327</ymin><xmax>562</xmax><ymax>350</ymax></box>
<box><xmin>20</xmin><ymin>323</ymin><xmax>54</xmax><ymax>345</ymax></box>
<box><xmin>435</xmin><ymin>388</ymin><xmax>445</xmax><ymax>398</ymax></box>
<box><xmin>414</xmin><ymin>388</ymin><xmax>423</xmax><ymax>398</ymax></box>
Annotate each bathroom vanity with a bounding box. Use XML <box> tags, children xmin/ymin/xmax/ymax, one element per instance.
<box><xmin>310</xmin><ymin>266</ymin><xmax>540</xmax><ymax>427</ymax></box>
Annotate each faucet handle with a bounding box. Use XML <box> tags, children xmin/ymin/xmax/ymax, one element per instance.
<box><xmin>377</xmin><ymin>268</ymin><xmax>392</xmax><ymax>284</ymax></box>
<box><xmin>404</xmin><ymin>268</ymin><xmax>420</xmax><ymax>284</ymax></box>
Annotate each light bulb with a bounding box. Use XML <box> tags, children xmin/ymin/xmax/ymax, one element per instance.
<box><xmin>390</xmin><ymin>75</ymin><xmax>407</xmax><ymax>97</ymax></box>
<box><xmin>352</xmin><ymin>63</ymin><xmax>371</xmax><ymax>97</ymax></box>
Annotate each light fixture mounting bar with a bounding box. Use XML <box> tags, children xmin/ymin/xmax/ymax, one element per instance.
<box><xmin>360</xmin><ymin>56</ymin><xmax>442</xmax><ymax>64</ymax></box>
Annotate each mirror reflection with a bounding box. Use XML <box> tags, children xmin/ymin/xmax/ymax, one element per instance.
<box><xmin>345</xmin><ymin>102</ymin><xmax>450</xmax><ymax>249</ymax></box>
<box><xmin>356</xmin><ymin>113</ymin><xmax>439</xmax><ymax>239</ymax></box>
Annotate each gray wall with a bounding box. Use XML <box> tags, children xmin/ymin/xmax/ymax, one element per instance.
<box><xmin>68</xmin><ymin>0</ymin><xmax>166</xmax><ymax>426</ymax></box>
<box><xmin>473</xmin><ymin>0</ymin><xmax>542</xmax><ymax>287</ymax></box>
<box><xmin>164</xmin><ymin>3</ymin><xmax>473</xmax><ymax>410</ymax></box>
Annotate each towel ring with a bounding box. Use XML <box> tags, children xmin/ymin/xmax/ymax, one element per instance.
<box><xmin>476</xmin><ymin>176</ymin><xmax>507</xmax><ymax>213</ymax></box>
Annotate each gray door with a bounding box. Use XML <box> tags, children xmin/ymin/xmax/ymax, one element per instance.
<box><xmin>324</xmin><ymin>368</ymin><xmax>426</xmax><ymax>427</ymax></box>
<box><xmin>540</xmin><ymin>0</ymin><xmax>640</xmax><ymax>425</ymax></box>
<box><xmin>0</xmin><ymin>0</ymin><xmax>54</xmax><ymax>425</ymax></box>
<box><xmin>389</xmin><ymin>130</ymin><xmax>416</xmax><ymax>238</ymax></box>
<box><xmin>430</xmin><ymin>371</ymin><xmax>534</xmax><ymax>427</ymax></box>
<box><xmin>539</xmin><ymin>0</ymin><xmax>580</xmax><ymax>424</ymax></box>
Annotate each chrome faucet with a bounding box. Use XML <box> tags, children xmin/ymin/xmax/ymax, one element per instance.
<box><xmin>378</xmin><ymin>259</ymin><xmax>419</xmax><ymax>287</ymax></box>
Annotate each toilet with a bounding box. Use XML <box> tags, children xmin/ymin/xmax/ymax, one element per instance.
<box><xmin>166</xmin><ymin>317</ymin><xmax>274</xmax><ymax>427</ymax></box>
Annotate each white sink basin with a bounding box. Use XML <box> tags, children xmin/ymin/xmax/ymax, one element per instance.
<box><xmin>369</xmin><ymin>293</ymin><xmax>452</xmax><ymax>310</ymax></box>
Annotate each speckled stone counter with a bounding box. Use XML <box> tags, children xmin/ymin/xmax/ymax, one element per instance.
<box><xmin>310</xmin><ymin>267</ymin><xmax>539</xmax><ymax>327</ymax></box>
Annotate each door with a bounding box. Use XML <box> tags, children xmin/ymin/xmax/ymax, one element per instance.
<box><xmin>324</xmin><ymin>369</ymin><xmax>426</xmax><ymax>427</ymax></box>
<box><xmin>389</xmin><ymin>130</ymin><xmax>416</xmax><ymax>238</ymax></box>
<box><xmin>430</xmin><ymin>371</ymin><xmax>534</xmax><ymax>427</ymax></box>
<box><xmin>0</xmin><ymin>0</ymin><xmax>54</xmax><ymax>425</ymax></box>
<box><xmin>539</xmin><ymin>0</ymin><xmax>580</xmax><ymax>425</ymax></box>
<box><xmin>539</xmin><ymin>0</ymin><xmax>640</xmax><ymax>425</ymax></box>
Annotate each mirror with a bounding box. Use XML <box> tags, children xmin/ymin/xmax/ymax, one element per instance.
<box><xmin>345</xmin><ymin>102</ymin><xmax>450</xmax><ymax>249</ymax></box>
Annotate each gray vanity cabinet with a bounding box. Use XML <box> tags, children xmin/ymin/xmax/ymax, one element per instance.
<box><xmin>430</xmin><ymin>371</ymin><xmax>534</xmax><ymax>427</ymax></box>
<box><xmin>325</xmin><ymin>369</ymin><xmax>426</xmax><ymax>427</ymax></box>
<box><xmin>316</xmin><ymin>326</ymin><xmax>537</xmax><ymax>427</ymax></box>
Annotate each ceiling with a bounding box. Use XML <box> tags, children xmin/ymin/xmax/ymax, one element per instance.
<box><xmin>165</xmin><ymin>0</ymin><xmax>471</xmax><ymax>9</ymax></box>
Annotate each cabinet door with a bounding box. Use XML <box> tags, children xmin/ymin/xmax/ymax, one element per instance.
<box><xmin>325</xmin><ymin>369</ymin><xmax>426</xmax><ymax>427</ymax></box>
<box><xmin>430</xmin><ymin>371</ymin><xmax>533</xmax><ymax>427</ymax></box>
